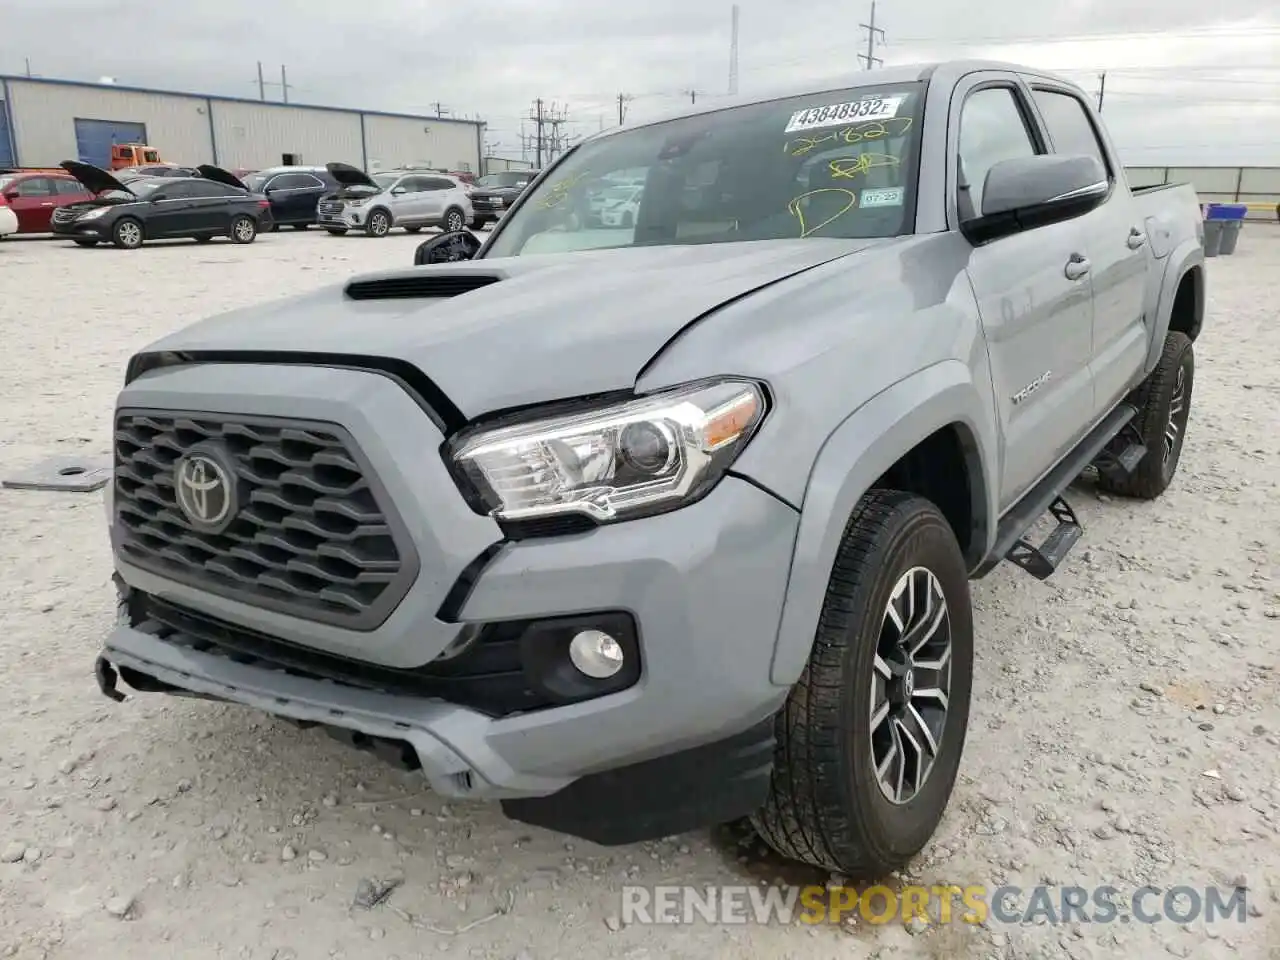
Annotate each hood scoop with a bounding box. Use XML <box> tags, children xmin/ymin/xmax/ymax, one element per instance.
<box><xmin>344</xmin><ymin>272</ymin><xmax>503</xmax><ymax>301</ymax></box>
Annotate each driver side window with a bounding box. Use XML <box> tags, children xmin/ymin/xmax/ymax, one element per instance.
<box><xmin>958</xmin><ymin>86</ymin><xmax>1039</xmax><ymax>218</ymax></box>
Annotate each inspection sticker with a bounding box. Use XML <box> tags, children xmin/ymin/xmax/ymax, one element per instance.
<box><xmin>784</xmin><ymin>96</ymin><xmax>905</xmax><ymax>133</ymax></box>
<box><xmin>859</xmin><ymin>187</ymin><xmax>905</xmax><ymax>208</ymax></box>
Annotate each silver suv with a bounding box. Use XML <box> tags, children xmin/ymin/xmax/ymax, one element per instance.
<box><xmin>317</xmin><ymin>163</ymin><xmax>474</xmax><ymax>237</ymax></box>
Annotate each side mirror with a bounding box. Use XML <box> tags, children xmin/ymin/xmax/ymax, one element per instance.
<box><xmin>413</xmin><ymin>230</ymin><xmax>482</xmax><ymax>265</ymax></box>
<box><xmin>391</xmin><ymin>186</ymin><xmax>407</xmax><ymax>195</ymax></box>
<box><xmin>961</xmin><ymin>154</ymin><xmax>1109</xmax><ymax>245</ymax></box>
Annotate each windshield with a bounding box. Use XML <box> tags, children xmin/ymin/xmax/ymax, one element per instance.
<box><xmin>372</xmin><ymin>173</ymin><xmax>400</xmax><ymax>189</ymax></box>
<box><xmin>121</xmin><ymin>181</ymin><xmax>162</xmax><ymax>198</ymax></box>
<box><xmin>478</xmin><ymin>171</ymin><xmax>532</xmax><ymax>188</ymax></box>
<box><xmin>485</xmin><ymin>82</ymin><xmax>924</xmax><ymax>258</ymax></box>
<box><xmin>243</xmin><ymin>174</ymin><xmax>268</xmax><ymax>191</ymax></box>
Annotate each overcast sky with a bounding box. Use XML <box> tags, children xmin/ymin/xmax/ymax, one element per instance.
<box><xmin>4</xmin><ymin>0</ymin><xmax>1280</xmax><ymax>166</ymax></box>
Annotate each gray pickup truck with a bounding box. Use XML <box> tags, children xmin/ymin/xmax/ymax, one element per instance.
<box><xmin>96</xmin><ymin>60</ymin><xmax>1204</xmax><ymax>877</ymax></box>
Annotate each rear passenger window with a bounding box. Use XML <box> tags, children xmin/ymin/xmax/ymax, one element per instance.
<box><xmin>1031</xmin><ymin>89</ymin><xmax>1111</xmax><ymax>178</ymax></box>
<box><xmin>957</xmin><ymin>86</ymin><xmax>1039</xmax><ymax>217</ymax></box>
<box><xmin>55</xmin><ymin>178</ymin><xmax>87</xmax><ymax>196</ymax></box>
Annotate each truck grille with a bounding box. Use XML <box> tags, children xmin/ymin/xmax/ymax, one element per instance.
<box><xmin>112</xmin><ymin>411</ymin><xmax>417</xmax><ymax>630</ymax></box>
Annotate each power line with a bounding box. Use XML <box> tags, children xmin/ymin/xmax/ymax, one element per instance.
<box><xmin>858</xmin><ymin>1</ymin><xmax>885</xmax><ymax>69</ymax></box>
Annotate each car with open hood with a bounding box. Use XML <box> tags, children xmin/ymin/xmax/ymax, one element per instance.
<box><xmin>241</xmin><ymin>165</ymin><xmax>342</xmax><ymax>229</ymax></box>
<box><xmin>51</xmin><ymin>161</ymin><xmax>272</xmax><ymax>248</ymax></box>
<box><xmin>94</xmin><ymin>60</ymin><xmax>1205</xmax><ymax>877</ymax></box>
<box><xmin>316</xmin><ymin>162</ymin><xmax>473</xmax><ymax>237</ymax></box>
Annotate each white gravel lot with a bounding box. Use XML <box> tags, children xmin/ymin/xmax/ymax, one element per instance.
<box><xmin>0</xmin><ymin>226</ymin><xmax>1278</xmax><ymax>960</ymax></box>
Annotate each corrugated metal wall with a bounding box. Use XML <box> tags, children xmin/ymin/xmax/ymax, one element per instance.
<box><xmin>7</xmin><ymin>80</ymin><xmax>213</xmax><ymax>166</ymax></box>
<box><xmin>210</xmin><ymin>101</ymin><xmax>362</xmax><ymax>170</ymax></box>
<box><xmin>3</xmin><ymin>77</ymin><xmax>483</xmax><ymax>175</ymax></box>
<box><xmin>363</xmin><ymin>114</ymin><xmax>479</xmax><ymax>173</ymax></box>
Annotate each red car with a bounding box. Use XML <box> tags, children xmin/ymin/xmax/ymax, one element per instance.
<box><xmin>0</xmin><ymin>171</ymin><xmax>97</xmax><ymax>234</ymax></box>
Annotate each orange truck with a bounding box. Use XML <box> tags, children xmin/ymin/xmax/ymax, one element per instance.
<box><xmin>109</xmin><ymin>143</ymin><xmax>165</xmax><ymax>169</ymax></box>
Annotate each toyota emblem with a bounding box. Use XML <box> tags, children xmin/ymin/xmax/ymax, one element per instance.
<box><xmin>175</xmin><ymin>453</ymin><xmax>235</xmax><ymax>531</ymax></box>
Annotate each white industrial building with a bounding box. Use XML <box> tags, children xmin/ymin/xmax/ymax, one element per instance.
<box><xmin>0</xmin><ymin>75</ymin><xmax>484</xmax><ymax>175</ymax></box>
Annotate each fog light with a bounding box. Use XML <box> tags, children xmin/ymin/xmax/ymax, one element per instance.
<box><xmin>568</xmin><ymin>630</ymin><xmax>625</xmax><ymax>679</ymax></box>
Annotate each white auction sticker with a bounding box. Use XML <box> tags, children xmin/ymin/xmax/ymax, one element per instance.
<box><xmin>860</xmin><ymin>187</ymin><xmax>905</xmax><ymax>208</ymax></box>
<box><xmin>785</xmin><ymin>95</ymin><xmax>905</xmax><ymax>133</ymax></box>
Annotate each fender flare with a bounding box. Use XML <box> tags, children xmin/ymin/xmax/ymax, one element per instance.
<box><xmin>768</xmin><ymin>360</ymin><xmax>997</xmax><ymax>686</ymax></box>
<box><xmin>1144</xmin><ymin>241</ymin><xmax>1204</xmax><ymax>373</ymax></box>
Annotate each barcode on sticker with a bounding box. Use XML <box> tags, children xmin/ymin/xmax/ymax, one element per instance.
<box><xmin>785</xmin><ymin>96</ymin><xmax>905</xmax><ymax>133</ymax></box>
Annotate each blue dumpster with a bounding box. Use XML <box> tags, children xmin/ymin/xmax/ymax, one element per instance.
<box><xmin>1203</xmin><ymin>203</ymin><xmax>1247</xmax><ymax>257</ymax></box>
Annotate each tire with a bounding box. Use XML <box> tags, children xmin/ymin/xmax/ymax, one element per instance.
<box><xmin>73</xmin><ymin>239</ymin><xmax>98</xmax><ymax>247</ymax></box>
<box><xmin>111</xmin><ymin>218</ymin><xmax>144</xmax><ymax>249</ymax></box>
<box><xmin>365</xmin><ymin>209</ymin><xmax>391</xmax><ymax>237</ymax></box>
<box><xmin>443</xmin><ymin>207</ymin><xmax>466</xmax><ymax>233</ymax></box>
<box><xmin>404</xmin><ymin>226</ymin><xmax>422</xmax><ymax>234</ymax></box>
<box><xmin>230</xmin><ymin>215</ymin><xmax>257</xmax><ymax>244</ymax></box>
<box><xmin>752</xmin><ymin>489</ymin><xmax>974</xmax><ymax>877</ymax></box>
<box><xmin>325</xmin><ymin>228</ymin><xmax>348</xmax><ymax>236</ymax></box>
<box><xmin>269</xmin><ymin>223</ymin><xmax>280</xmax><ymax>232</ymax></box>
<box><xmin>1096</xmin><ymin>331</ymin><xmax>1194</xmax><ymax>500</ymax></box>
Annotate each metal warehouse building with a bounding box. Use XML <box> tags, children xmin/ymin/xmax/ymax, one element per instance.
<box><xmin>0</xmin><ymin>76</ymin><xmax>483</xmax><ymax>175</ymax></box>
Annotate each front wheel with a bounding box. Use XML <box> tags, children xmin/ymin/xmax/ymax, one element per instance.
<box><xmin>111</xmin><ymin>218</ymin><xmax>144</xmax><ymax>249</ymax></box>
<box><xmin>752</xmin><ymin>489</ymin><xmax>973</xmax><ymax>877</ymax></box>
<box><xmin>364</xmin><ymin>209</ymin><xmax>391</xmax><ymax>237</ymax></box>
<box><xmin>230</xmin><ymin>215</ymin><xmax>257</xmax><ymax>244</ymax></box>
<box><xmin>1096</xmin><ymin>330</ymin><xmax>1194</xmax><ymax>500</ymax></box>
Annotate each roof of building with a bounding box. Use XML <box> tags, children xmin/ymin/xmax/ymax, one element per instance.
<box><xmin>0</xmin><ymin>74</ymin><xmax>484</xmax><ymax>128</ymax></box>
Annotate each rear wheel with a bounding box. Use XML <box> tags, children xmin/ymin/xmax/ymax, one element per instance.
<box><xmin>365</xmin><ymin>209</ymin><xmax>391</xmax><ymax>237</ymax></box>
<box><xmin>230</xmin><ymin>215</ymin><xmax>257</xmax><ymax>244</ymax></box>
<box><xmin>111</xmin><ymin>218</ymin><xmax>144</xmax><ymax>249</ymax></box>
<box><xmin>1096</xmin><ymin>331</ymin><xmax>1194</xmax><ymax>500</ymax></box>
<box><xmin>443</xmin><ymin>207</ymin><xmax>466</xmax><ymax>233</ymax></box>
<box><xmin>752</xmin><ymin>489</ymin><xmax>973</xmax><ymax>877</ymax></box>
<box><xmin>325</xmin><ymin>228</ymin><xmax>348</xmax><ymax>236</ymax></box>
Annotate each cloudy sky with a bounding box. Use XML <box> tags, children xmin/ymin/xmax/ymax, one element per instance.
<box><xmin>4</xmin><ymin>0</ymin><xmax>1280</xmax><ymax>166</ymax></box>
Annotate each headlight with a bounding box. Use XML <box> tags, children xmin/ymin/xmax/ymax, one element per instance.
<box><xmin>346</xmin><ymin>198</ymin><xmax>368</xmax><ymax>207</ymax></box>
<box><xmin>450</xmin><ymin>378</ymin><xmax>767</xmax><ymax>523</ymax></box>
<box><xmin>78</xmin><ymin>207</ymin><xmax>110</xmax><ymax>221</ymax></box>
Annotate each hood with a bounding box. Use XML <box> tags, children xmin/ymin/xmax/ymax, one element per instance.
<box><xmin>196</xmin><ymin>164</ymin><xmax>247</xmax><ymax>191</ymax></box>
<box><xmin>136</xmin><ymin>238</ymin><xmax>888</xmax><ymax>417</ymax></box>
<box><xmin>325</xmin><ymin>161</ymin><xmax>378</xmax><ymax>188</ymax></box>
<box><xmin>59</xmin><ymin>160</ymin><xmax>132</xmax><ymax>195</ymax></box>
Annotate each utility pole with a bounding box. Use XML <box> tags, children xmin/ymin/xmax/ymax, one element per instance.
<box><xmin>24</xmin><ymin>57</ymin><xmax>32</xmax><ymax>78</ymax></box>
<box><xmin>617</xmin><ymin>93</ymin><xmax>633</xmax><ymax>125</ymax></box>
<box><xmin>1097</xmin><ymin>71</ymin><xmax>1107</xmax><ymax>112</ymax></box>
<box><xmin>728</xmin><ymin>4</ymin><xmax>740</xmax><ymax>95</ymax></box>
<box><xmin>280</xmin><ymin>64</ymin><xmax>290</xmax><ymax>104</ymax></box>
<box><xmin>532</xmin><ymin>98</ymin><xmax>545</xmax><ymax>168</ymax></box>
<box><xmin>431</xmin><ymin>102</ymin><xmax>450</xmax><ymax>118</ymax></box>
<box><xmin>684</xmin><ymin>89</ymin><xmax>698</xmax><ymax>104</ymax></box>
<box><xmin>858</xmin><ymin>1</ymin><xmax>885</xmax><ymax>69</ymax></box>
<box><xmin>257</xmin><ymin>61</ymin><xmax>266</xmax><ymax>101</ymax></box>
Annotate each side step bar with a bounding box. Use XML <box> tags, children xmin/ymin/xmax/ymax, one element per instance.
<box><xmin>985</xmin><ymin>402</ymin><xmax>1141</xmax><ymax>580</ymax></box>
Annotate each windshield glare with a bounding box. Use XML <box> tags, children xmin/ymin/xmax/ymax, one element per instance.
<box><xmin>373</xmin><ymin>173</ymin><xmax>399</xmax><ymax>189</ymax></box>
<box><xmin>485</xmin><ymin>83</ymin><xmax>923</xmax><ymax>257</ymax></box>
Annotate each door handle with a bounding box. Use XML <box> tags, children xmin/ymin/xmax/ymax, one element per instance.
<box><xmin>40</xmin><ymin>202</ymin><xmax>55</xmax><ymax>207</ymax></box>
<box><xmin>1127</xmin><ymin>228</ymin><xmax>1147</xmax><ymax>249</ymax></box>
<box><xmin>1064</xmin><ymin>254</ymin><xmax>1091</xmax><ymax>281</ymax></box>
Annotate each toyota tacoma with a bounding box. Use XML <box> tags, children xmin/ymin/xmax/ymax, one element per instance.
<box><xmin>96</xmin><ymin>60</ymin><xmax>1205</xmax><ymax>876</ymax></box>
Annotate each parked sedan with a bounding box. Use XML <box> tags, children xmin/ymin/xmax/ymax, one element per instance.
<box><xmin>0</xmin><ymin>171</ymin><xmax>96</xmax><ymax>234</ymax></box>
<box><xmin>52</xmin><ymin>161</ymin><xmax>273</xmax><ymax>248</ymax></box>
<box><xmin>242</xmin><ymin>166</ymin><xmax>341</xmax><ymax>229</ymax></box>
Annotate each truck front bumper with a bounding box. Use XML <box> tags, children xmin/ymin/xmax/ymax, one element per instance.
<box><xmin>98</xmin><ymin>361</ymin><xmax>799</xmax><ymax>843</ymax></box>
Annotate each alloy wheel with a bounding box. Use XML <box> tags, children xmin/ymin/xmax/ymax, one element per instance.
<box><xmin>1164</xmin><ymin>364</ymin><xmax>1189</xmax><ymax>465</ymax></box>
<box><xmin>870</xmin><ymin>566</ymin><xmax>953</xmax><ymax>805</ymax></box>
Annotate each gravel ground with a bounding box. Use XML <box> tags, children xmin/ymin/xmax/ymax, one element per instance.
<box><xmin>1</xmin><ymin>226</ymin><xmax>1277</xmax><ymax>960</ymax></box>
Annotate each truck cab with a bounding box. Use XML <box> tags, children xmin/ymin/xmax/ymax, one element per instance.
<box><xmin>110</xmin><ymin>144</ymin><xmax>165</xmax><ymax>169</ymax></box>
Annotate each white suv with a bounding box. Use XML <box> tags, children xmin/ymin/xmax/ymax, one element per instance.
<box><xmin>317</xmin><ymin>164</ymin><xmax>474</xmax><ymax>237</ymax></box>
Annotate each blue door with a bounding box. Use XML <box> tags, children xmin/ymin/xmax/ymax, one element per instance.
<box><xmin>0</xmin><ymin>96</ymin><xmax>14</xmax><ymax>167</ymax></box>
<box><xmin>73</xmin><ymin>119</ymin><xmax>147</xmax><ymax>168</ymax></box>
